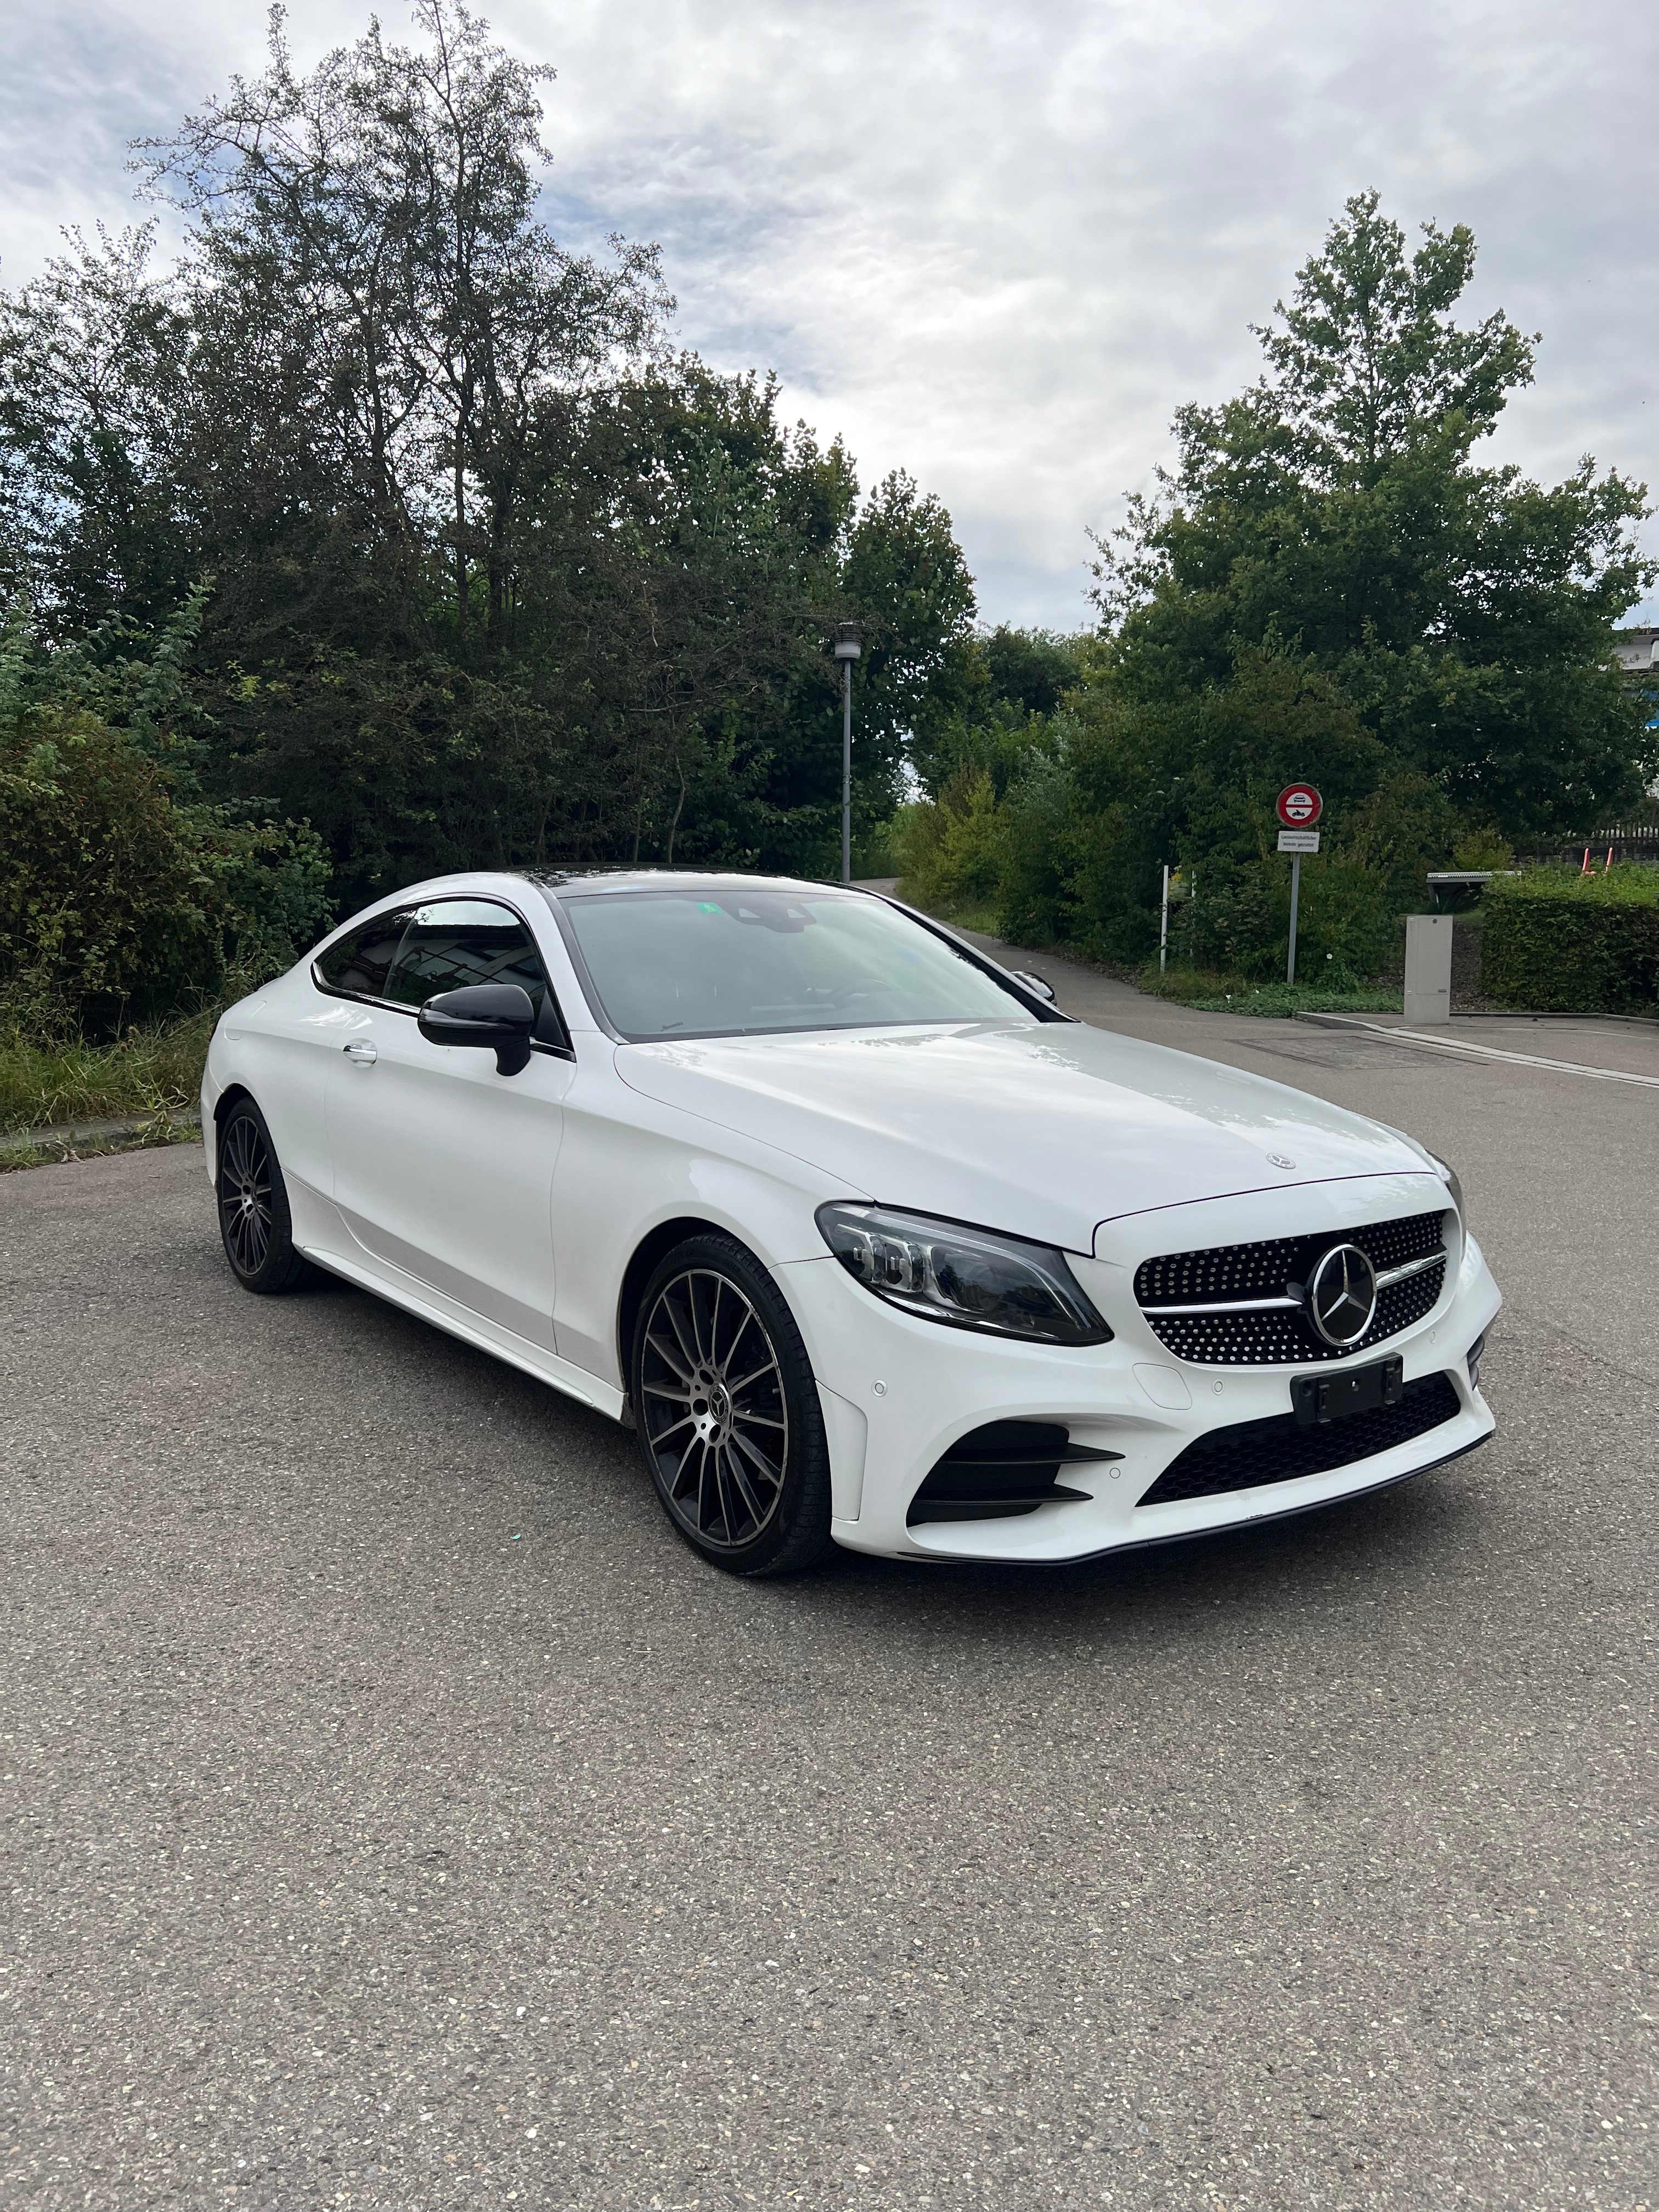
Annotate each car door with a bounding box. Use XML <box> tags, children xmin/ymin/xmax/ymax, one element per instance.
<box><xmin>324</xmin><ymin>896</ymin><xmax>575</xmax><ymax>1348</ymax></box>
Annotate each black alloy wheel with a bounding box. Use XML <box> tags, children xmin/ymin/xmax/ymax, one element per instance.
<box><xmin>632</xmin><ymin>1233</ymin><xmax>833</xmax><ymax>1577</ymax></box>
<box><xmin>216</xmin><ymin>1099</ymin><xmax>318</xmax><ymax>1295</ymax></box>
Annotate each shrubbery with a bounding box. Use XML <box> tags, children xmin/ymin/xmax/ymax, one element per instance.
<box><xmin>1480</xmin><ymin>868</ymin><xmax>1659</xmax><ymax>1013</ymax></box>
<box><xmin>0</xmin><ymin>708</ymin><xmax>331</xmax><ymax>1038</ymax></box>
<box><xmin>896</xmin><ymin>650</ymin><xmax>1460</xmax><ymax>984</ymax></box>
<box><xmin>0</xmin><ymin>578</ymin><xmax>332</xmax><ymax>1051</ymax></box>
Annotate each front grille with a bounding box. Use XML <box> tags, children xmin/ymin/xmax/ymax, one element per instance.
<box><xmin>1135</xmin><ymin>1208</ymin><xmax>1449</xmax><ymax>1365</ymax></box>
<box><xmin>1136</xmin><ymin>1372</ymin><xmax>1463</xmax><ymax>1507</ymax></box>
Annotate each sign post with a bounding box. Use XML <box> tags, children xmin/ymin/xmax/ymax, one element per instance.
<box><xmin>1275</xmin><ymin>785</ymin><xmax>1323</xmax><ymax>985</ymax></box>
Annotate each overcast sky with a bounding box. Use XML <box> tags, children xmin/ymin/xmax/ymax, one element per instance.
<box><xmin>3</xmin><ymin>0</ymin><xmax>1655</xmax><ymax>627</ymax></box>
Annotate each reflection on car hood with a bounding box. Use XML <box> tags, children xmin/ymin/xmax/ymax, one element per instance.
<box><xmin>614</xmin><ymin>1020</ymin><xmax>1435</xmax><ymax>1251</ymax></box>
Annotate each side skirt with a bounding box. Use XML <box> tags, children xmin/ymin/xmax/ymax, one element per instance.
<box><xmin>300</xmin><ymin>1242</ymin><xmax>627</xmax><ymax>1423</ymax></box>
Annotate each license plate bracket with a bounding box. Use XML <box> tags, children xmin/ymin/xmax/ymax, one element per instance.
<box><xmin>1291</xmin><ymin>1355</ymin><xmax>1404</xmax><ymax>1428</ymax></box>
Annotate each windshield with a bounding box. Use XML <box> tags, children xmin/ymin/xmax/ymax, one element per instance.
<box><xmin>560</xmin><ymin>889</ymin><xmax>1037</xmax><ymax>1042</ymax></box>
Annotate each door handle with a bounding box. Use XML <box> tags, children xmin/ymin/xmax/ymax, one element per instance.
<box><xmin>343</xmin><ymin>1039</ymin><xmax>377</xmax><ymax>1064</ymax></box>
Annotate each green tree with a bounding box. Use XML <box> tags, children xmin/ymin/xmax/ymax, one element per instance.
<box><xmin>1096</xmin><ymin>190</ymin><xmax>1656</xmax><ymax>836</ymax></box>
<box><xmin>0</xmin><ymin>224</ymin><xmax>196</xmax><ymax>631</ymax></box>
<box><xmin>0</xmin><ymin>3</ymin><xmax>980</xmax><ymax>909</ymax></box>
<box><xmin>909</xmin><ymin>626</ymin><xmax>1087</xmax><ymax>800</ymax></box>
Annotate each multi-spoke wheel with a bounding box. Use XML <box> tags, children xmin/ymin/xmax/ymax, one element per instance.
<box><xmin>215</xmin><ymin>1098</ymin><xmax>318</xmax><ymax>1295</ymax></box>
<box><xmin>632</xmin><ymin>1233</ymin><xmax>833</xmax><ymax>1576</ymax></box>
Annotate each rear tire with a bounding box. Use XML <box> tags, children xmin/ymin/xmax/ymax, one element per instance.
<box><xmin>216</xmin><ymin>1097</ymin><xmax>319</xmax><ymax>1295</ymax></box>
<box><xmin>631</xmin><ymin>1232</ymin><xmax>834</xmax><ymax>1577</ymax></box>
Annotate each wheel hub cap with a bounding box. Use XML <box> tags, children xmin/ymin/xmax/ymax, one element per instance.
<box><xmin>689</xmin><ymin>1367</ymin><xmax>733</xmax><ymax>1444</ymax></box>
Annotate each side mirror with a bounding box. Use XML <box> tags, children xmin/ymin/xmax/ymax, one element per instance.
<box><xmin>418</xmin><ymin>983</ymin><xmax>535</xmax><ymax>1076</ymax></box>
<box><xmin>1011</xmin><ymin>969</ymin><xmax>1057</xmax><ymax>1005</ymax></box>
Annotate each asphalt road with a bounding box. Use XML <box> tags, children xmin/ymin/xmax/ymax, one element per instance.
<box><xmin>2</xmin><ymin>963</ymin><xmax>1655</xmax><ymax>2211</ymax></box>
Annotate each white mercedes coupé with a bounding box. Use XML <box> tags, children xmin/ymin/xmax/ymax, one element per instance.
<box><xmin>202</xmin><ymin>871</ymin><xmax>1500</xmax><ymax>1575</ymax></box>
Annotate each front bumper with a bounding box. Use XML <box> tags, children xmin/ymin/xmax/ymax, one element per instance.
<box><xmin>779</xmin><ymin>1182</ymin><xmax>1500</xmax><ymax>1564</ymax></box>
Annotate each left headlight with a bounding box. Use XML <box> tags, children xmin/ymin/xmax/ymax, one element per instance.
<box><xmin>815</xmin><ymin>1203</ymin><xmax>1111</xmax><ymax>1346</ymax></box>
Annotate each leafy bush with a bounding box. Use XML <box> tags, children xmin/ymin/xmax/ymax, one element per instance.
<box><xmin>1479</xmin><ymin>867</ymin><xmax>1659</xmax><ymax>1013</ymax></box>
<box><xmin>993</xmin><ymin>748</ymin><xmax>1076</xmax><ymax>946</ymax></box>
<box><xmin>1140</xmin><ymin>966</ymin><xmax>1402</xmax><ymax>1016</ymax></box>
<box><xmin>0</xmin><ymin>709</ymin><xmax>332</xmax><ymax>1036</ymax></box>
<box><xmin>893</xmin><ymin>769</ymin><xmax>1005</xmax><ymax>920</ymax></box>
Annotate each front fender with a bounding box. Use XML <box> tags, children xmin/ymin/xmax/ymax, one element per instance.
<box><xmin>549</xmin><ymin>1058</ymin><xmax>864</xmax><ymax>1386</ymax></box>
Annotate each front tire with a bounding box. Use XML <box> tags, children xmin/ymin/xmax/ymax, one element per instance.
<box><xmin>215</xmin><ymin>1097</ymin><xmax>319</xmax><ymax>1295</ymax></box>
<box><xmin>631</xmin><ymin>1233</ymin><xmax>834</xmax><ymax>1577</ymax></box>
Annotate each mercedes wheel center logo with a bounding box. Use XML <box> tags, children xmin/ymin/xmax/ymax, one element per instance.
<box><xmin>1305</xmin><ymin>1242</ymin><xmax>1379</xmax><ymax>1348</ymax></box>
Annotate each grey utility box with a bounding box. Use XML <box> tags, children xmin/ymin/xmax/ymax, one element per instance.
<box><xmin>1403</xmin><ymin>913</ymin><xmax>1454</xmax><ymax>1024</ymax></box>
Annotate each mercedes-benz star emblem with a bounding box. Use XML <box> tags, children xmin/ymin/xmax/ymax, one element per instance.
<box><xmin>1305</xmin><ymin>1242</ymin><xmax>1379</xmax><ymax>1348</ymax></box>
<box><xmin>1267</xmin><ymin>1153</ymin><xmax>1296</xmax><ymax>1170</ymax></box>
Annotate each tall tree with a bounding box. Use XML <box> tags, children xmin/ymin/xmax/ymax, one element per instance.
<box><xmin>133</xmin><ymin>0</ymin><xmax>669</xmax><ymax>654</ymax></box>
<box><xmin>0</xmin><ymin>223</ymin><xmax>195</xmax><ymax>630</ymax></box>
<box><xmin>0</xmin><ymin>2</ymin><xmax>981</xmax><ymax>907</ymax></box>
<box><xmin>1096</xmin><ymin>190</ymin><xmax>1656</xmax><ymax>833</ymax></box>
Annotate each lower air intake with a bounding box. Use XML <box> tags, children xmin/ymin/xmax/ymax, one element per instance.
<box><xmin>907</xmin><ymin>1421</ymin><xmax>1120</xmax><ymax>1526</ymax></box>
<box><xmin>1136</xmin><ymin>1373</ymin><xmax>1462</xmax><ymax>1508</ymax></box>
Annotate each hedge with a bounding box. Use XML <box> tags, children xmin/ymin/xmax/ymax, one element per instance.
<box><xmin>1479</xmin><ymin>867</ymin><xmax>1659</xmax><ymax>1014</ymax></box>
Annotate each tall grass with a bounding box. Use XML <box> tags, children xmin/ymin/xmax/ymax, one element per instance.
<box><xmin>0</xmin><ymin>1010</ymin><xmax>213</xmax><ymax>1134</ymax></box>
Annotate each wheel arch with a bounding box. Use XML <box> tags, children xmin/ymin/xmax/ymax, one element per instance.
<box><xmin>207</xmin><ymin>1081</ymin><xmax>256</xmax><ymax>1185</ymax></box>
<box><xmin>616</xmin><ymin>1216</ymin><xmax>732</xmax><ymax>1408</ymax></box>
<box><xmin>214</xmin><ymin>1081</ymin><xmax>256</xmax><ymax>1124</ymax></box>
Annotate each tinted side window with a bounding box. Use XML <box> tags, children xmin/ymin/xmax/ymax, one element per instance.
<box><xmin>385</xmin><ymin>900</ymin><xmax>566</xmax><ymax>1043</ymax></box>
<box><xmin>314</xmin><ymin>910</ymin><xmax>413</xmax><ymax>998</ymax></box>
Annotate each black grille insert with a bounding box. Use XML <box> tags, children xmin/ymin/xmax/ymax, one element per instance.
<box><xmin>907</xmin><ymin>1421</ymin><xmax>1121</xmax><ymax>1526</ymax></box>
<box><xmin>1136</xmin><ymin>1372</ymin><xmax>1463</xmax><ymax>1508</ymax></box>
<box><xmin>1135</xmin><ymin>1209</ymin><xmax>1450</xmax><ymax>1366</ymax></box>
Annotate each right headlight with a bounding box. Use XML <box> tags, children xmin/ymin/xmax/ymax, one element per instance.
<box><xmin>1429</xmin><ymin>1153</ymin><xmax>1464</xmax><ymax>1222</ymax></box>
<box><xmin>816</xmin><ymin>1203</ymin><xmax>1111</xmax><ymax>1346</ymax></box>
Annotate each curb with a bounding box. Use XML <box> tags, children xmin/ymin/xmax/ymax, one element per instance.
<box><xmin>1291</xmin><ymin>1013</ymin><xmax>1659</xmax><ymax>1088</ymax></box>
<box><xmin>1305</xmin><ymin>1009</ymin><xmax>1659</xmax><ymax>1028</ymax></box>
<box><xmin>0</xmin><ymin>1108</ymin><xmax>202</xmax><ymax>1160</ymax></box>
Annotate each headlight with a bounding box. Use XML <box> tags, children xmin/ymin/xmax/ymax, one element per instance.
<box><xmin>815</xmin><ymin>1203</ymin><xmax>1111</xmax><ymax>1345</ymax></box>
<box><xmin>1429</xmin><ymin>1153</ymin><xmax>1464</xmax><ymax>1221</ymax></box>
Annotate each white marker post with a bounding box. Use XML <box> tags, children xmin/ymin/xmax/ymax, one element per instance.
<box><xmin>1160</xmin><ymin>862</ymin><xmax>1170</xmax><ymax>973</ymax></box>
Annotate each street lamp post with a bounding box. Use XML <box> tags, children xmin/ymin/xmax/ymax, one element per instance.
<box><xmin>832</xmin><ymin>623</ymin><xmax>861</xmax><ymax>885</ymax></box>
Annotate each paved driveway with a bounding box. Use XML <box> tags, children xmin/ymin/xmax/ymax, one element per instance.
<box><xmin>2</xmin><ymin>966</ymin><xmax>1654</xmax><ymax>2210</ymax></box>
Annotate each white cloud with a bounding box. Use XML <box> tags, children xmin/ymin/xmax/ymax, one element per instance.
<box><xmin>4</xmin><ymin>0</ymin><xmax>1656</xmax><ymax>624</ymax></box>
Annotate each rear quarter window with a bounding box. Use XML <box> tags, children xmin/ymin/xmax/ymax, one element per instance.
<box><xmin>314</xmin><ymin>911</ymin><xmax>413</xmax><ymax>999</ymax></box>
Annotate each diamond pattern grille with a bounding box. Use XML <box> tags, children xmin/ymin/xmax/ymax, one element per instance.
<box><xmin>1133</xmin><ymin>1208</ymin><xmax>1450</xmax><ymax>1366</ymax></box>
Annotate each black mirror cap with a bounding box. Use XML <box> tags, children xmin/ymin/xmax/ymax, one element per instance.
<box><xmin>419</xmin><ymin>983</ymin><xmax>535</xmax><ymax>1075</ymax></box>
<box><xmin>1011</xmin><ymin>969</ymin><xmax>1057</xmax><ymax>1005</ymax></box>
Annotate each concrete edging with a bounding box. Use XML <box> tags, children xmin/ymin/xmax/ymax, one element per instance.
<box><xmin>1293</xmin><ymin>1012</ymin><xmax>1659</xmax><ymax>1088</ymax></box>
<box><xmin>0</xmin><ymin>1109</ymin><xmax>202</xmax><ymax>1160</ymax></box>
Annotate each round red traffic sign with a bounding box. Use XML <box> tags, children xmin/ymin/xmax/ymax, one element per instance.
<box><xmin>1276</xmin><ymin>783</ymin><xmax>1323</xmax><ymax>827</ymax></box>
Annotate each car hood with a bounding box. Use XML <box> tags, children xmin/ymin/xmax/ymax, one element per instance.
<box><xmin>614</xmin><ymin>1020</ymin><xmax>1436</xmax><ymax>1252</ymax></box>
